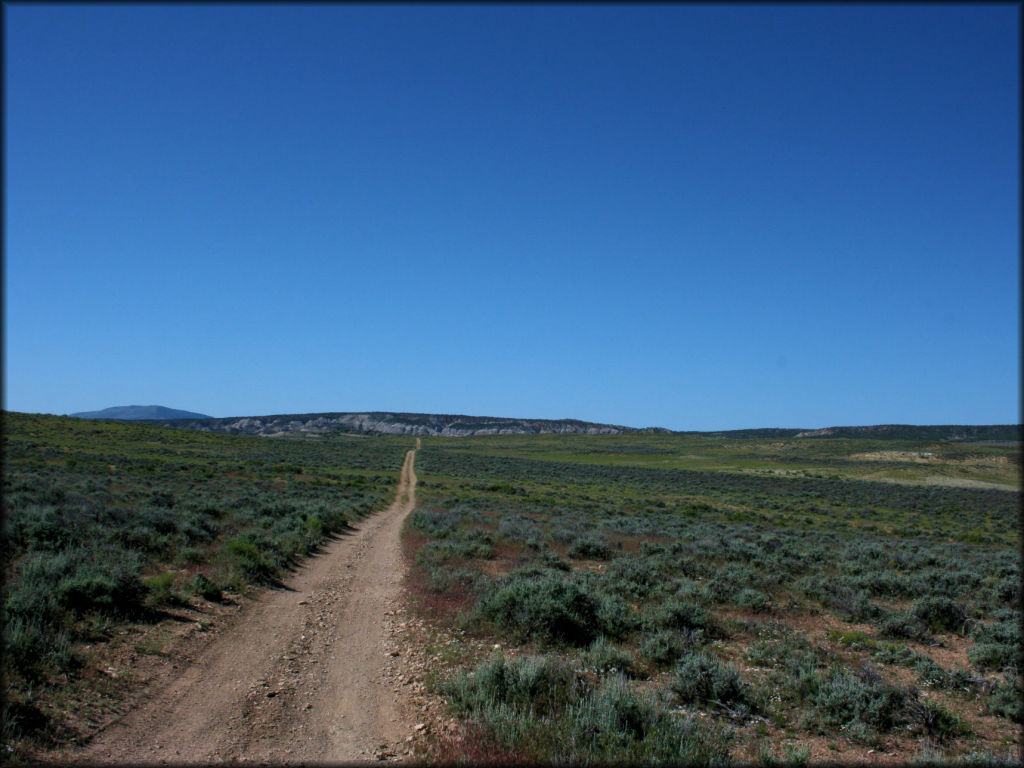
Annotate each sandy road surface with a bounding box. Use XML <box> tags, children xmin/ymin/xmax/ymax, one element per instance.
<box><xmin>69</xmin><ymin>448</ymin><xmax>419</xmax><ymax>764</ymax></box>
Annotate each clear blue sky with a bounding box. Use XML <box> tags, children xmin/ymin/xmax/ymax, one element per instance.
<box><xmin>5</xmin><ymin>4</ymin><xmax>1019</xmax><ymax>430</ymax></box>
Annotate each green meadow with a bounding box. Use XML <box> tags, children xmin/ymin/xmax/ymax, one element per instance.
<box><xmin>429</xmin><ymin>432</ymin><xmax>1020</xmax><ymax>490</ymax></box>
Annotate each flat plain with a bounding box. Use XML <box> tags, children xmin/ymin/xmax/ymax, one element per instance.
<box><xmin>3</xmin><ymin>413</ymin><xmax>1020</xmax><ymax>764</ymax></box>
<box><xmin>403</xmin><ymin>431</ymin><xmax>1021</xmax><ymax>764</ymax></box>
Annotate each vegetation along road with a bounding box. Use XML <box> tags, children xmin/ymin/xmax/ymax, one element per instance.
<box><xmin>67</xmin><ymin>448</ymin><xmax>419</xmax><ymax>763</ymax></box>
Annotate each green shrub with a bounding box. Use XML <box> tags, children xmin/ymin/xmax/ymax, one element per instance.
<box><xmin>1</xmin><ymin>698</ymin><xmax>50</xmax><ymax>743</ymax></box>
<box><xmin>419</xmin><ymin>565</ymin><xmax>489</xmax><ymax>595</ymax></box>
<box><xmin>968</xmin><ymin>615</ymin><xmax>1022</xmax><ymax>671</ymax></box>
<box><xmin>562</xmin><ymin>675</ymin><xmax>733</xmax><ymax>764</ymax></box>
<box><xmin>418</xmin><ymin>527</ymin><xmax>495</xmax><ymax>562</ymax></box>
<box><xmin>9</xmin><ymin>504</ymin><xmax>77</xmax><ymax>552</ymax></box>
<box><xmin>584</xmin><ymin>637</ymin><xmax>639</xmax><ymax>678</ymax></box>
<box><xmin>993</xmin><ymin>576</ymin><xmax>1020</xmax><ymax>608</ymax></box>
<box><xmin>800</xmin><ymin>577</ymin><xmax>880</xmax><ymax>622</ymax></box>
<box><xmin>551</xmin><ymin>523</ymin><xmax>586</xmax><ymax>544</ymax></box>
<box><xmin>909</xmin><ymin>657</ymin><xmax>976</xmax><ymax>697</ymax></box>
<box><xmin>566</xmin><ymin>675</ymin><xmax>649</xmax><ymax>747</ymax></box>
<box><xmin>176</xmin><ymin>546</ymin><xmax>203</xmax><ymax>565</ymax></box>
<box><xmin>593</xmin><ymin>591</ymin><xmax>637</xmax><ymax>640</ymax></box>
<box><xmin>60</xmin><ymin>550</ymin><xmax>148</xmax><ymax>618</ymax></box>
<box><xmin>448</xmin><ymin>656</ymin><xmax>732</xmax><ymax>764</ymax></box>
<box><xmin>639</xmin><ymin>629</ymin><xmax>704</xmax><ymax>668</ymax></box>
<box><xmin>2</xmin><ymin>615</ymin><xmax>78</xmax><ymax>680</ymax></box>
<box><xmin>827</xmin><ymin>629</ymin><xmax>876</xmax><ymax>651</ymax></box>
<box><xmin>449</xmin><ymin>654</ymin><xmax>579</xmax><ymax>717</ymax></box>
<box><xmin>871</xmin><ymin>642</ymin><xmax>919</xmax><ymax>667</ymax></box>
<box><xmin>701</xmin><ymin>562</ymin><xmax>761</xmax><ymax>603</ymax></box>
<box><xmin>515</xmin><ymin>547</ymin><xmax>571</xmax><ymax>572</ymax></box>
<box><xmin>733</xmin><ymin>587</ymin><xmax>771</xmax><ymax>613</ymax></box>
<box><xmin>3</xmin><ymin>544</ymin><xmax>147</xmax><ymax>680</ymax></box>
<box><xmin>808</xmin><ymin>669</ymin><xmax>913</xmax><ymax>743</ymax></box>
<box><xmin>225</xmin><ymin>537</ymin><xmax>275</xmax><ymax>582</ymax></box>
<box><xmin>477</xmin><ymin>571</ymin><xmax>602</xmax><ymax>646</ymax></box>
<box><xmin>142</xmin><ymin>571</ymin><xmax>178</xmax><ymax>605</ymax></box>
<box><xmin>912</xmin><ymin>596</ymin><xmax>967</xmax><ymax>633</ymax></box>
<box><xmin>605</xmin><ymin>556</ymin><xmax>660</xmax><ymax>599</ymax></box>
<box><xmin>567</xmin><ymin>534</ymin><xmax>612</xmax><ymax>560</ymax></box>
<box><xmin>188</xmin><ymin>572</ymin><xmax>222</xmax><ymax>601</ymax></box>
<box><xmin>497</xmin><ymin>515</ymin><xmax>543</xmax><ymax>548</ymax></box>
<box><xmin>643</xmin><ymin>599</ymin><xmax>711</xmax><ymax>634</ymax></box>
<box><xmin>671</xmin><ymin>653</ymin><xmax>750</xmax><ymax>709</ymax></box>
<box><xmin>5</xmin><ymin>549</ymin><xmax>76</xmax><ymax>620</ymax></box>
<box><xmin>911</xmin><ymin>698</ymin><xmax>972</xmax><ymax>741</ymax></box>
<box><xmin>410</xmin><ymin>508</ymin><xmax>462</xmax><ymax>538</ymax></box>
<box><xmin>746</xmin><ymin>629</ymin><xmax>822</xmax><ymax>701</ymax></box>
<box><xmin>878</xmin><ymin>611</ymin><xmax>931</xmax><ymax>642</ymax></box>
<box><xmin>985</xmin><ymin>673</ymin><xmax>1023</xmax><ymax>722</ymax></box>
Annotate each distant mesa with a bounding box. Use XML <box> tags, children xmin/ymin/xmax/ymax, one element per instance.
<box><xmin>62</xmin><ymin>408</ymin><xmax>1021</xmax><ymax>442</ymax></box>
<box><xmin>793</xmin><ymin>424</ymin><xmax>1021</xmax><ymax>442</ymax></box>
<box><xmin>70</xmin><ymin>405</ymin><xmax>213</xmax><ymax>421</ymax></box>
<box><xmin>143</xmin><ymin>411</ymin><xmax>649</xmax><ymax>437</ymax></box>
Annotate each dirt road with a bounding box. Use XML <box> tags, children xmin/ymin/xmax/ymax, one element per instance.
<box><xmin>72</xmin><ymin>448</ymin><xmax>420</xmax><ymax>763</ymax></box>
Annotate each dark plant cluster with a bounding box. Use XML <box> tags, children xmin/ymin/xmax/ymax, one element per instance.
<box><xmin>447</xmin><ymin>653</ymin><xmax>734</xmax><ymax>763</ymax></box>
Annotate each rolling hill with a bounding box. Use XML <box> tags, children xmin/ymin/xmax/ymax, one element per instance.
<box><xmin>70</xmin><ymin>405</ymin><xmax>213</xmax><ymax>420</ymax></box>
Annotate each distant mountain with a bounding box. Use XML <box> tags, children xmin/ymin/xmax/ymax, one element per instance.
<box><xmin>70</xmin><ymin>405</ymin><xmax>213</xmax><ymax>421</ymax></box>
<box><xmin>694</xmin><ymin>428</ymin><xmax>808</xmax><ymax>439</ymax></box>
<box><xmin>144</xmin><ymin>411</ymin><xmax>660</xmax><ymax>437</ymax></box>
<box><xmin>794</xmin><ymin>424</ymin><xmax>1021</xmax><ymax>442</ymax></box>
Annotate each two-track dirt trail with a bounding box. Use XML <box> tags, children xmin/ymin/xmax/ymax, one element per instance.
<box><xmin>72</xmin><ymin>448</ymin><xmax>419</xmax><ymax>763</ymax></box>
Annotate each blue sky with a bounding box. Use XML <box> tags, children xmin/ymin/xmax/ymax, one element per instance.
<box><xmin>4</xmin><ymin>4</ymin><xmax>1019</xmax><ymax>430</ymax></box>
